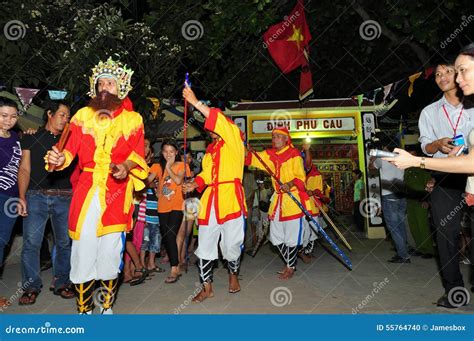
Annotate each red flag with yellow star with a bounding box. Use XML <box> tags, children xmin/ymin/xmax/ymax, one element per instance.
<box><xmin>263</xmin><ymin>0</ymin><xmax>313</xmax><ymax>99</ymax></box>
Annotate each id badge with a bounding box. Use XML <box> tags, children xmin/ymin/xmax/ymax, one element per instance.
<box><xmin>452</xmin><ymin>134</ymin><xmax>465</xmax><ymax>146</ymax></box>
<box><xmin>453</xmin><ymin>134</ymin><xmax>468</xmax><ymax>155</ymax></box>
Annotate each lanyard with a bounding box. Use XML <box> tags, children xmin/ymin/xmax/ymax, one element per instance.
<box><xmin>442</xmin><ymin>104</ymin><xmax>464</xmax><ymax>136</ymax></box>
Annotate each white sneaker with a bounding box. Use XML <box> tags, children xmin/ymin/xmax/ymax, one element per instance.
<box><xmin>79</xmin><ymin>310</ymin><xmax>92</xmax><ymax>315</ymax></box>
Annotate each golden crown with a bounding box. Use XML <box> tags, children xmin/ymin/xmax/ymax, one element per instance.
<box><xmin>88</xmin><ymin>57</ymin><xmax>134</xmax><ymax>99</ymax></box>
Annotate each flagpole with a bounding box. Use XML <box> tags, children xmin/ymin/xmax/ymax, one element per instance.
<box><xmin>183</xmin><ymin>73</ymin><xmax>191</xmax><ymax>273</ymax></box>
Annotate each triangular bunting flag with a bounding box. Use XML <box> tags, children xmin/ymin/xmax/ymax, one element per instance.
<box><xmin>407</xmin><ymin>72</ymin><xmax>422</xmax><ymax>97</ymax></box>
<box><xmin>147</xmin><ymin>97</ymin><xmax>161</xmax><ymax>119</ymax></box>
<box><xmin>383</xmin><ymin>83</ymin><xmax>393</xmax><ymax>103</ymax></box>
<box><xmin>48</xmin><ymin>90</ymin><xmax>68</xmax><ymax>100</ymax></box>
<box><xmin>424</xmin><ymin>67</ymin><xmax>434</xmax><ymax>79</ymax></box>
<box><xmin>15</xmin><ymin>87</ymin><xmax>40</xmax><ymax>111</ymax></box>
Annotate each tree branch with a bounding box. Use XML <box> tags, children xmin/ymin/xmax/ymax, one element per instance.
<box><xmin>351</xmin><ymin>2</ymin><xmax>429</xmax><ymax>64</ymax></box>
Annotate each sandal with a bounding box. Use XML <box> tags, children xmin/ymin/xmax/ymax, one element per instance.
<box><xmin>164</xmin><ymin>273</ymin><xmax>181</xmax><ymax>284</ymax></box>
<box><xmin>147</xmin><ymin>266</ymin><xmax>165</xmax><ymax>273</ymax></box>
<box><xmin>49</xmin><ymin>277</ymin><xmax>58</xmax><ymax>291</ymax></box>
<box><xmin>130</xmin><ymin>268</ymin><xmax>149</xmax><ymax>286</ymax></box>
<box><xmin>18</xmin><ymin>290</ymin><xmax>39</xmax><ymax>306</ymax></box>
<box><xmin>54</xmin><ymin>286</ymin><xmax>75</xmax><ymax>299</ymax></box>
<box><xmin>0</xmin><ymin>296</ymin><xmax>11</xmax><ymax>308</ymax></box>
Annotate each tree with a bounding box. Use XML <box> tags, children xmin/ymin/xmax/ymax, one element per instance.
<box><xmin>1</xmin><ymin>0</ymin><xmax>184</xmax><ymax>119</ymax></box>
<box><xmin>2</xmin><ymin>0</ymin><xmax>472</xmax><ymax>106</ymax></box>
<box><xmin>145</xmin><ymin>0</ymin><xmax>473</xmax><ymax>101</ymax></box>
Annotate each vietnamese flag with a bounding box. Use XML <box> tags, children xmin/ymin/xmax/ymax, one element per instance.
<box><xmin>263</xmin><ymin>0</ymin><xmax>313</xmax><ymax>100</ymax></box>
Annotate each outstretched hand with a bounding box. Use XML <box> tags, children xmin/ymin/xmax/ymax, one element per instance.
<box><xmin>382</xmin><ymin>148</ymin><xmax>418</xmax><ymax>170</ymax></box>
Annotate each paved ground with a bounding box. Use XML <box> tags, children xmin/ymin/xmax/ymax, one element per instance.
<box><xmin>1</xmin><ymin>218</ymin><xmax>473</xmax><ymax>315</ymax></box>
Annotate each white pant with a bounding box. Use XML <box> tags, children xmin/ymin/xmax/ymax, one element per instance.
<box><xmin>195</xmin><ymin>200</ymin><xmax>245</xmax><ymax>261</ymax></box>
<box><xmin>302</xmin><ymin>217</ymin><xmax>320</xmax><ymax>247</ymax></box>
<box><xmin>70</xmin><ymin>191</ymin><xmax>125</xmax><ymax>284</ymax></box>
<box><xmin>269</xmin><ymin>204</ymin><xmax>304</xmax><ymax>247</ymax></box>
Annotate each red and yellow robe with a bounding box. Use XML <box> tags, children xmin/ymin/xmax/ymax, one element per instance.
<box><xmin>194</xmin><ymin>108</ymin><xmax>247</xmax><ymax>225</ymax></box>
<box><xmin>53</xmin><ymin>98</ymin><xmax>148</xmax><ymax>240</ymax></box>
<box><xmin>246</xmin><ymin>145</ymin><xmax>309</xmax><ymax>221</ymax></box>
<box><xmin>305</xmin><ymin>165</ymin><xmax>323</xmax><ymax>216</ymax></box>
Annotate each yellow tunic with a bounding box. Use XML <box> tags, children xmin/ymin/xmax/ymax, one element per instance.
<box><xmin>246</xmin><ymin>145</ymin><xmax>309</xmax><ymax>221</ymax></box>
<box><xmin>305</xmin><ymin>167</ymin><xmax>323</xmax><ymax>216</ymax></box>
<box><xmin>195</xmin><ymin>109</ymin><xmax>246</xmax><ymax>225</ymax></box>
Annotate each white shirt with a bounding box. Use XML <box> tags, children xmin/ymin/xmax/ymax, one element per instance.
<box><xmin>418</xmin><ymin>95</ymin><xmax>474</xmax><ymax>158</ymax></box>
<box><xmin>374</xmin><ymin>158</ymin><xmax>405</xmax><ymax>196</ymax></box>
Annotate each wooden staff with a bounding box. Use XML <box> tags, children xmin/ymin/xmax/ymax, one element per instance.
<box><xmin>48</xmin><ymin>123</ymin><xmax>70</xmax><ymax>172</ymax></box>
<box><xmin>313</xmin><ymin>200</ymin><xmax>352</xmax><ymax>251</ymax></box>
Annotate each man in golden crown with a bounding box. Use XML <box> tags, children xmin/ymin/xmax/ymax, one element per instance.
<box><xmin>46</xmin><ymin>57</ymin><xmax>148</xmax><ymax>314</ymax></box>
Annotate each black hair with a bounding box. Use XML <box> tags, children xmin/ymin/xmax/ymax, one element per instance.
<box><xmin>158</xmin><ymin>139</ymin><xmax>181</xmax><ymax>172</ymax></box>
<box><xmin>353</xmin><ymin>169</ymin><xmax>362</xmax><ymax>177</ymax></box>
<box><xmin>459</xmin><ymin>43</ymin><xmax>474</xmax><ymax>58</ymax></box>
<box><xmin>431</xmin><ymin>55</ymin><xmax>456</xmax><ymax>69</ymax></box>
<box><xmin>180</xmin><ymin>147</ymin><xmax>192</xmax><ymax>156</ymax></box>
<box><xmin>41</xmin><ymin>99</ymin><xmax>70</xmax><ymax>123</ymax></box>
<box><xmin>458</xmin><ymin>43</ymin><xmax>474</xmax><ymax>108</ymax></box>
<box><xmin>0</xmin><ymin>96</ymin><xmax>19</xmax><ymax>110</ymax></box>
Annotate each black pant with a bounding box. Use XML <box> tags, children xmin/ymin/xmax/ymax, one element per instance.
<box><xmin>158</xmin><ymin>210</ymin><xmax>183</xmax><ymax>267</ymax></box>
<box><xmin>469</xmin><ymin>206</ymin><xmax>474</xmax><ymax>287</ymax></box>
<box><xmin>353</xmin><ymin>200</ymin><xmax>364</xmax><ymax>231</ymax></box>
<box><xmin>430</xmin><ymin>182</ymin><xmax>465</xmax><ymax>293</ymax></box>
